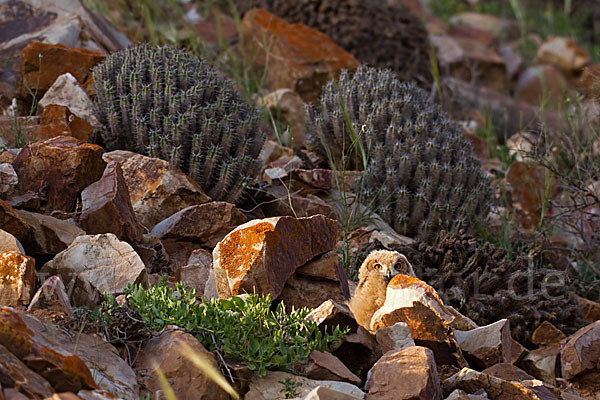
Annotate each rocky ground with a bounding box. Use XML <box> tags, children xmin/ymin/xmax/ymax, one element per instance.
<box><xmin>0</xmin><ymin>0</ymin><xmax>600</xmax><ymax>399</ymax></box>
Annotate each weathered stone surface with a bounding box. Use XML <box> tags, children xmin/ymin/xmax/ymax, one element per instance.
<box><xmin>258</xmin><ymin>88</ymin><xmax>306</xmax><ymax>146</ymax></box>
<box><xmin>0</xmin><ymin>343</ymin><xmax>54</xmax><ymax>399</ymax></box>
<box><xmin>536</xmin><ymin>37</ymin><xmax>590</xmax><ymax>75</ymax></box>
<box><xmin>483</xmin><ymin>363</ymin><xmax>536</xmax><ymax>382</ymax></box>
<box><xmin>307</xmin><ymin>300</ymin><xmax>358</xmax><ymax>334</ymax></box>
<box><xmin>103</xmin><ymin>150</ymin><xmax>210</xmax><ymax>229</ymax></box>
<box><xmin>520</xmin><ymin>345</ymin><xmax>560</xmax><ymax>385</ymax></box>
<box><xmin>578</xmin><ymin>64</ymin><xmax>600</xmax><ymax>100</ymax></box>
<box><xmin>151</xmin><ymin>202</ymin><xmax>246</xmax><ymax>248</ymax></box>
<box><xmin>244</xmin><ymin>371</ymin><xmax>365</xmax><ymax>399</ymax></box>
<box><xmin>0</xmin><ymin>163</ymin><xmax>18</xmax><ymax>196</ymax></box>
<box><xmin>510</xmin><ymin>338</ymin><xmax>528</xmax><ymax>365</ymax></box>
<box><xmin>371</xmin><ymin>275</ymin><xmax>466</xmax><ymax>367</ymax></box>
<box><xmin>17</xmin><ymin>210</ymin><xmax>85</xmax><ymax>256</ymax></box>
<box><xmin>303</xmin><ymin>350</ymin><xmax>361</xmax><ymax>386</ymax></box>
<box><xmin>303</xmin><ymin>386</ymin><xmax>362</xmax><ymax>400</ymax></box>
<box><xmin>279</xmin><ymin>272</ymin><xmax>346</xmax><ymax>310</ymax></box>
<box><xmin>454</xmin><ymin>319</ymin><xmax>512</xmax><ymax>369</ymax></box>
<box><xmin>178</xmin><ymin>261</ymin><xmax>211</xmax><ymax>296</ymax></box>
<box><xmin>36</xmin><ymin>104</ymin><xmax>92</xmax><ymax>142</ymax></box>
<box><xmin>80</xmin><ymin>161</ymin><xmax>144</xmax><ymax>244</ymax></box>
<box><xmin>0</xmin><ymin>200</ymin><xmax>30</xmax><ymax>244</ymax></box>
<box><xmin>0</xmin><ymin>251</ymin><xmax>35</xmax><ymax>306</ymax></box>
<box><xmin>575</xmin><ymin>295</ymin><xmax>600</xmax><ymax>322</ymax></box>
<box><xmin>445</xmin><ymin>306</ymin><xmax>479</xmax><ymax>331</ymax></box>
<box><xmin>561</xmin><ymin>320</ymin><xmax>600</xmax><ymax>380</ymax></box>
<box><xmin>213</xmin><ymin>215</ymin><xmax>337</xmax><ymax>299</ymax></box>
<box><xmin>77</xmin><ymin>391</ymin><xmax>121</xmax><ymax>400</ymax></box>
<box><xmin>19</xmin><ymin>42</ymin><xmax>105</xmax><ymax>101</ymax></box>
<box><xmin>41</xmin><ymin>233</ymin><xmax>148</xmax><ymax>306</ymax></box>
<box><xmin>365</xmin><ymin>346</ymin><xmax>442</xmax><ymax>400</ymax></box>
<box><xmin>375</xmin><ymin>322</ymin><xmax>415</xmax><ymax>354</ymax></box>
<box><xmin>0</xmin><ymin>307</ymin><xmax>97</xmax><ymax>392</ymax></box>
<box><xmin>0</xmin><ymin>228</ymin><xmax>25</xmax><ymax>254</ymax></box>
<box><xmin>515</xmin><ymin>65</ymin><xmax>574</xmax><ymax>110</ymax></box>
<box><xmin>134</xmin><ymin>329</ymin><xmax>228</xmax><ymax>400</ymax></box>
<box><xmin>449</xmin><ymin>12</ymin><xmax>517</xmax><ymax>40</ymax></box>
<box><xmin>241</xmin><ymin>9</ymin><xmax>359</xmax><ymax>103</ymax></box>
<box><xmin>27</xmin><ymin>276</ymin><xmax>73</xmax><ymax>318</ymax></box>
<box><xmin>296</xmin><ymin>251</ymin><xmax>339</xmax><ymax>281</ymax></box>
<box><xmin>12</xmin><ymin>136</ymin><xmax>106</xmax><ymax>212</ymax></box>
<box><xmin>532</xmin><ymin>321</ymin><xmax>566</xmax><ymax>347</ymax></box>
<box><xmin>445</xmin><ymin>368</ymin><xmax>548</xmax><ymax>400</ymax></box>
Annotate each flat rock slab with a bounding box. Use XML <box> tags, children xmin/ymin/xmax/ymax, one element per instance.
<box><xmin>561</xmin><ymin>320</ymin><xmax>600</xmax><ymax>380</ymax></box>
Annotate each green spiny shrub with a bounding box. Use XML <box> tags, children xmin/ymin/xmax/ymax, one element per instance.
<box><xmin>91</xmin><ymin>44</ymin><xmax>266</xmax><ymax>203</ymax></box>
<box><xmin>123</xmin><ymin>278</ymin><xmax>348</xmax><ymax>377</ymax></box>
<box><xmin>306</xmin><ymin>66</ymin><xmax>492</xmax><ymax>242</ymax></box>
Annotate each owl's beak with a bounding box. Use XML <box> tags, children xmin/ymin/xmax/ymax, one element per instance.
<box><xmin>386</xmin><ymin>270</ymin><xmax>395</xmax><ymax>282</ymax></box>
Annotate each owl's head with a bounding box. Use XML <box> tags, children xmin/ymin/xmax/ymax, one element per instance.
<box><xmin>364</xmin><ymin>250</ymin><xmax>414</xmax><ymax>282</ymax></box>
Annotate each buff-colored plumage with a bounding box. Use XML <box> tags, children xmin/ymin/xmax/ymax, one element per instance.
<box><xmin>348</xmin><ymin>250</ymin><xmax>416</xmax><ymax>332</ymax></box>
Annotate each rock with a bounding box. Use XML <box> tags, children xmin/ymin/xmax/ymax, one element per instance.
<box><xmin>12</xmin><ymin>136</ymin><xmax>106</xmax><ymax>213</ymax></box>
<box><xmin>178</xmin><ymin>263</ymin><xmax>211</xmax><ymax>296</ymax></box>
<box><xmin>303</xmin><ymin>350</ymin><xmax>361</xmax><ymax>386</ymax></box>
<box><xmin>454</xmin><ymin>319</ymin><xmax>512</xmax><ymax>369</ymax></box>
<box><xmin>213</xmin><ymin>215</ymin><xmax>337</xmax><ymax>299</ymax></box>
<box><xmin>499</xmin><ymin>44</ymin><xmax>524</xmax><ymax>80</ymax></box>
<box><xmin>0</xmin><ymin>306</ymin><xmax>97</xmax><ymax>392</ymax></box>
<box><xmin>240</xmin><ymin>9</ymin><xmax>359</xmax><ymax>103</ymax></box>
<box><xmin>134</xmin><ymin>329</ymin><xmax>228</xmax><ymax>400</ymax></box>
<box><xmin>77</xmin><ymin>391</ymin><xmax>121</xmax><ymax>400</ymax></box>
<box><xmin>262</xmin><ymin>186</ymin><xmax>337</xmax><ymax>221</ymax></box>
<box><xmin>560</xmin><ymin>320</ymin><xmax>600</xmax><ymax>380</ymax></box>
<box><xmin>445</xmin><ymin>389</ymin><xmax>489</xmax><ymax>399</ymax></box>
<box><xmin>27</xmin><ymin>276</ymin><xmax>74</xmax><ymax>318</ymax></box>
<box><xmin>151</xmin><ymin>202</ymin><xmax>246</xmax><ymax>248</ymax></box>
<box><xmin>532</xmin><ymin>321</ymin><xmax>566</xmax><ymax>347</ymax></box>
<box><xmin>303</xmin><ymin>386</ymin><xmax>362</xmax><ymax>400</ymax></box>
<box><xmin>37</xmin><ymin>104</ymin><xmax>93</xmax><ymax>142</ymax></box>
<box><xmin>483</xmin><ymin>363</ymin><xmax>536</xmax><ymax>382</ymax></box>
<box><xmin>203</xmin><ymin>268</ymin><xmax>218</xmax><ymax>300</ymax></box>
<box><xmin>445</xmin><ymin>306</ymin><xmax>479</xmax><ymax>331</ymax></box>
<box><xmin>515</xmin><ymin>65</ymin><xmax>574</xmax><ymax>110</ymax></box>
<box><xmin>536</xmin><ymin>37</ymin><xmax>590</xmax><ymax>75</ymax></box>
<box><xmin>365</xmin><ymin>346</ymin><xmax>442</xmax><ymax>400</ymax></box>
<box><xmin>578</xmin><ymin>64</ymin><xmax>600</xmax><ymax>100</ymax></box>
<box><xmin>375</xmin><ymin>322</ymin><xmax>415</xmax><ymax>354</ymax></box>
<box><xmin>307</xmin><ymin>300</ymin><xmax>359</xmax><ymax>334</ymax></box>
<box><xmin>0</xmin><ymin>251</ymin><xmax>35</xmax><ymax>306</ymax></box>
<box><xmin>0</xmin><ymin>200</ymin><xmax>31</xmax><ymax>244</ymax></box>
<box><xmin>244</xmin><ymin>371</ymin><xmax>365</xmax><ymax>400</ymax></box>
<box><xmin>17</xmin><ymin>210</ymin><xmax>85</xmax><ymax>256</ymax></box>
<box><xmin>0</xmin><ymin>343</ymin><xmax>54</xmax><ymax>399</ymax></box>
<box><xmin>519</xmin><ymin>345</ymin><xmax>560</xmax><ymax>385</ymax></box>
<box><xmin>40</xmin><ymin>233</ymin><xmax>148</xmax><ymax>306</ymax></box>
<box><xmin>574</xmin><ymin>295</ymin><xmax>600</xmax><ymax>322</ymax></box>
<box><xmin>449</xmin><ymin>12</ymin><xmax>517</xmax><ymax>40</ymax></box>
<box><xmin>371</xmin><ymin>275</ymin><xmax>466</xmax><ymax>367</ymax></box>
<box><xmin>258</xmin><ymin>88</ymin><xmax>306</xmax><ymax>146</ymax></box>
<box><xmin>0</xmin><ymin>228</ymin><xmax>25</xmax><ymax>254</ymax></box>
<box><xmin>80</xmin><ymin>161</ymin><xmax>145</xmax><ymax>244</ymax></box>
<box><xmin>0</xmin><ymin>163</ymin><xmax>18</xmax><ymax>196</ymax></box>
<box><xmin>297</xmin><ymin>251</ymin><xmax>340</xmax><ymax>281</ymax></box>
<box><xmin>510</xmin><ymin>338</ymin><xmax>529</xmax><ymax>365</ymax></box>
<box><xmin>279</xmin><ymin>272</ymin><xmax>346</xmax><ymax>310</ymax></box>
<box><xmin>103</xmin><ymin>150</ymin><xmax>210</xmax><ymax>229</ymax></box>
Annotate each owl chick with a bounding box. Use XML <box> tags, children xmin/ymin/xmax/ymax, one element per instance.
<box><xmin>348</xmin><ymin>250</ymin><xmax>415</xmax><ymax>332</ymax></box>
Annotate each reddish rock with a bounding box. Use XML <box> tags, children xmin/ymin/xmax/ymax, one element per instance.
<box><xmin>263</xmin><ymin>186</ymin><xmax>337</xmax><ymax>220</ymax></box>
<box><xmin>297</xmin><ymin>250</ymin><xmax>339</xmax><ymax>281</ymax></box>
<box><xmin>12</xmin><ymin>136</ymin><xmax>106</xmax><ymax>213</ymax></box>
<box><xmin>278</xmin><ymin>272</ymin><xmax>346</xmax><ymax>310</ymax></box>
<box><xmin>27</xmin><ymin>276</ymin><xmax>74</xmax><ymax>319</ymax></box>
<box><xmin>578</xmin><ymin>64</ymin><xmax>600</xmax><ymax>100</ymax></box>
<box><xmin>0</xmin><ymin>229</ymin><xmax>24</xmax><ymax>254</ymax></box>
<box><xmin>519</xmin><ymin>345</ymin><xmax>560</xmax><ymax>385</ymax></box>
<box><xmin>80</xmin><ymin>161</ymin><xmax>145</xmax><ymax>244</ymax></box>
<box><xmin>371</xmin><ymin>275</ymin><xmax>466</xmax><ymax>368</ymax></box>
<box><xmin>77</xmin><ymin>390</ymin><xmax>120</xmax><ymax>399</ymax></box>
<box><xmin>134</xmin><ymin>329</ymin><xmax>229</xmax><ymax>400</ymax></box>
<box><xmin>212</xmin><ymin>215</ymin><xmax>337</xmax><ymax>298</ymax></box>
<box><xmin>0</xmin><ymin>199</ymin><xmax>30</xmax><ymax>244</ymax></box>
<box><xmin>365</xmin><ymin>346</ymin><xmax>442</xmax><ymax>400</ymax></box>
<box><xmin>306</xmin><ymin>300</ymin><xmax>358</xmax><ymax>334</ymax></box>
<box><xmin>532</xmin><ymin>321</ymin><xmax>566</xmax><ymax>347</ymax></box>
<box><xmin>38</xmin><ymin>104</ymin><xmax>92</xmax><ymax>142</ymax></box>
<box><xmin>0</xmin><ymin>343</ymin><xmax>54</xmax><ymax>399</ymax></box>
<box><xmin>561</xmin><ymin>320</ymin><xmax>600</xmax><ymax>380</ymax></box>
<box><xmin>574</xmin><ymin>295</ymin><xmax>600</xmax><ymax>322</ymax></box>
<box><xmin>17</xmin><ymin>210</ymin><xmax>85</xmax><ymax>256</ymax></box>
<box><xmin>375</xmin><ymin>322</ymin><xmax>415</xmax><ymax>354</ymax></box>
<box><xmin>515</xmin><ymin>65</ymin><xmax>574</xmax><ymax>110</ymax></box>
<box><xmin>258</xmin><ymin>89</ymin><xmax>306</xmax><ymax>146</ymax></box>
<box><xmin>0</xmin><ymin>307</ymin><xmax>97</xmax><ymax>392</ymax></box>
<box><xmin>0</xmin><ymin>251</ymin><xmax>35</xmax><ymax>306</ymax></box>
<box><xmin>536</xmin><ymin>37</ymin><xmax>590</xmax><ymax>75</ymax></box>
<box><xmin>454</xmin><ymin>319</ymin><xmax>512</xmax><ymax>369</ymax></box>
<box><xmin>510</xmin><ymin>338</ymin><xmax>528</xmax><ymax>365</ymax></box>
<box><xmin>483</xmin><ymin>363</ymin><xmax>536</xmax><ymax>382</ymax></box>
<box><xmin>303</xmin><ymin>350</ymin><xmax>361</xmax><ymax>386</ymax></box>
<box><xmin>151</xmin><ymin>202</ymin><xmax>246</xmax><ymax>248</ymax></box>
<box><xmin>0</xmin><ymin>116</ymin><xmax>40</xmax><ymax>148</ymax></box>
<box><xmin>103</xmin><ymin>150</ymin><xmax>210</xmax><ymax>229</ymax></box>
<box><xmin>0</xmin><ymin>162</ymin><xmax>18</xmax><ymax>197</ymax></box>
<box><xmin>18</xmin><ymin>42</ymin><xmax>105</xmax><ymax>101</ymax></box>
<box><xmin>241</xmin><ymin>9</ymin><xmax>359</xmax><ymax>103</ymax></box>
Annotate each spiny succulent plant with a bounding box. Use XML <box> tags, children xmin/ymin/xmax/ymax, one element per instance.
<box><xmin>306</xmin><ymin>66</ymin><xmax>492</xmax><ymax>242</ymax></box>
<box><xmin>232</xmin><ymin>0</ymin><xmax>432</xmax><ymax>88</ymax></box>
<box><xmin>91</xmin><ymin>44</ymin><xmax>266</xmax><ymax>203</ymax></box>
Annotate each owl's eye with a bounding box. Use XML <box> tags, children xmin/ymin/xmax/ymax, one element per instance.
<box><xmin>374</xmin><ymin>263</ymin><xmax>383</xmax><ymax>270</ymax></box>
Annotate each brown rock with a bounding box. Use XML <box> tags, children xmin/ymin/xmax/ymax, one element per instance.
<box><xmin>445</xmin><ymin>306</ymin><xmax>479</xmax><ymax>331</ymax></box>
<box><xmin>297</xmin><ymin>251</ymin><xmax>340</xmax><ymax>281</ymax></box>
<box><xmin>560</xmin><ymin>320</ymin><xmax>600</xmax><ymax>380</ymax></box>
<box><xmin>103</xmin><ymin>150</ymin><xmax>210</xmax><ymax>229</ymax></box>
<box><xmin>263</xmin><ymin>186</ymin><xmax>337</xmax><ymax>220</ymax></box>
<box><xmin>574</xmin><ymin>295</ymin><xmax>600</xmax><ymax>322</ymax></box>
<box><xmin>371</xmin><ymin>275</ymin><xmax>466</xmax><ymax>368</ymax></box>
<box><xmin>306</xmin><ymin>299</ymin><xmax>358</xmax><ymax>334</ymax></box>
<box><xmin>151</xmin><ymin>201</ymin><xmax>246</xmax><ymax>247</ymax></box>
<box><xmin>375</xmin><ymin>322</ymin><xmax>415</xmax><ymax>354</ymax></box>
<box><xmin>17</xmin><ymin>210</ymin><xmax>85</xmax><ymax>256</ymax></box>
<box><xmin>178</xmin><ymin>261</ymin><xmax>211</xmax><ymax>296</ymax></box>
<box><xmin>0</xmin><ymin>307</ymin><xmax>97</xmax><ymax>392</ymax></box>
<box><xmin>483</xmin><ymin>363</ymin><xmax>536</xmax><ymax>382</ymax></box>
<box><xmin>27</xmin><ymin>276</ymin><xmax>74</xmax><ymax>319</ymax></box>
<box><xmin>80</xmin><ymin>161</ymin><xmax>144</xmax><ymax>243</ymax></box>
<box><xmin>454</xmin><ymin>319</ymin><xmax>512</xmax><ymax>369</ymax></box>
<box><xmin>0</xmin><ymin>199</ymin><xmax>30</xmax><ymax>244</ymax></box>
<box><xmin>212</xmin><ymin>215</ymin><xmax>337</xmax><ymax>298</ymax></box>
<box><xmin>18</xmin><ymin>42</ymin><xmax>105</xmax><ymax>101</ymax></box>
<box><xmin>449</xmin><ymin>12</ymin><xmax>517</xmax><ymax>40</ymax></box>
<box><xmin>0</xmin><ymin>228</ymin><xmax>24</xmax><ymax>253</ymax></box>
<box><xmin>0</xmin><ymin>251</ymin><xmax>35</xmax><ymax>306</ymax></box>
<box><xmin>0</xmin><ymin>162</ymin><xmax>18</xmax><ymax>197</ymax></box>
<box><xmin>12</xmin><ymin>136</ymin><xmax>106</xmax><ymax>212</ymax></box>
<box><xmin>536</xmin><ymin>37</ymin><xmax>590</xmax><ymax>75</ymax></box>
<box><xmin>241</xmin><ymin>9</ymin><xmax>359</xmax><ymax>103</ymax></box>
<box><xmin>0</xmin><ymin>116</ymin><xmax>40</xmax><ymax>148</ymax></box>
<box><xmin>303</xmin><ymin>350</ymin><xmax>361</xmax><ymax>386</ymax></box>
<box><xmin>532</xmin><ymin>321</ymin><xmax>566</xmax><ymax>347</ymax></box>
<box><xmin>258</xmin><ymin>88</ymin><xmax>306</xmax><ymax>147</ymax></box>
<box><xmin>519</xmin><ymin>345</ymin><xmax>560</xmax><ymax>385</ymax></box>
<box><xmin>0</xmin><ymin>343</ymin><xmax>54</xmax><ymax>399</ymax></box>
<box><xmin>578</xmin><ymin>64</ymin><xmax>600</xmax><ymax>100</ymax></box>
<box><xmin>38</xmin><ymin>104</ymin><xmax>92</xmax><ymax>142</ymax></box>
<box><xmin>134</xmin><ymin>329</ymin><xmax>228</xmax><ymax>400</ymax></box>
<box><xmin>279</xmin><ymin>272</ymin><xmax>346</xmax><ymax>310</ymax></box>
<box><xmin>510</xmin><ymin>338</ymin><xmax>529</xmax><ymax>365</ymax></box>
<box><xmin>515</xmin><ymin>65</ymin><xmax>574</xmax><ymax>110</ymax></box>
<box><xmin>365</xmin><ymin>346</ymin><xmax>442</xmax><ymax>400</ymax></box>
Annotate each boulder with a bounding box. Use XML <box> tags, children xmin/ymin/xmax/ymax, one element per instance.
<box><xmin>37</xmin><ymin>104</ymin><xmax>93</xmax><ymax>142</ymax></box>
<box><xmin>375</xmin><ymin>322</ymin><xmax>415</xmax><ymax>354</ymax></box>
<box><xmin>519</xmin><ymin>345</ymin><xmax>560</xmax><ymax>385</ymax></box>
<box><xmin>0</xmin><ymin>163</ymin><xmax>18</xmax><ymax>196</ymax></box>
<box><xmin>278</xmin><ymin>272</ymin><xmax>346</xmax><ymax>310</ymax></box>
<box><xmin>17</xmin><ymin>210</ymin><xmax>85</xmax><ymax>256</ymax></box>
<box><xmin>27</xmin><ymin>276</ymin><xmax>74</xmax><ymax>319</ymax></box>
<box><xmin>536</xmin><ymin>37</ymin><xmax>590</xmax><ymax>75</ymax></box>
<box><xmin>0</xmin><ymin>343</ymin><xmax>54</xmax><ymax>399</ymax></box>
<box><xmin>302</xmin><ymin>350</ymin><xmax>361</xmax><ymax>386</ymax></box>
<box><xmin>560</xmin><ymin>320</ymin><xmax>600</xmax><ymax>380</ymax></box>
<box><xmin>0</xmin><ymin>228</ymin><xmax>25</xmax><ymax>254</ymax></box>
<box><xmin>515</xmin><ymin>65</ymin><xmax>574</xmax><ymax>110</ymax></box>
<box><xmin>531</xmin><ymin>321</ymin><xmax>566</xmax><ymax>347</ymax></box>
<box><xmin>0</xmin><ymin>251</ymin><xmax>35</xmax><ymax>306</ymax></box>
<box><xmin>454</xmin><ymin>319</ymin><xmax>512</xmax><ymax>369</ymax></box>
<box><xmin>0</xmin><ymin>200</ymin><xmax>31</xmax><ymax>244</ymax></box>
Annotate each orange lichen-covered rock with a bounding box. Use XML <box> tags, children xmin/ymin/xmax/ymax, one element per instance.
<box><xmin>12</xmin><ymin>136</ymin><xmax>106</xmax><ymax>213</ymax></box>
<box><xmin>212</xmin><ymin>215</ymin><xmax>337</xmax><ymax>299</ymax></box>
<box><xmin>241</xmin><ymin>9</ymin><xmax>359</xmax><ymax>103</ymax></box>
<box><xmin>0</xmin><ymin>251</ymin><xmax>35</xmax><ymax>306</ymax></box>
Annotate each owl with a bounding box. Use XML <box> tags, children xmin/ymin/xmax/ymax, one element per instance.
<box><xmin>348</xmin><ymin>250</ymin><xmax>415</xmax><ymax>332</ymax></box>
